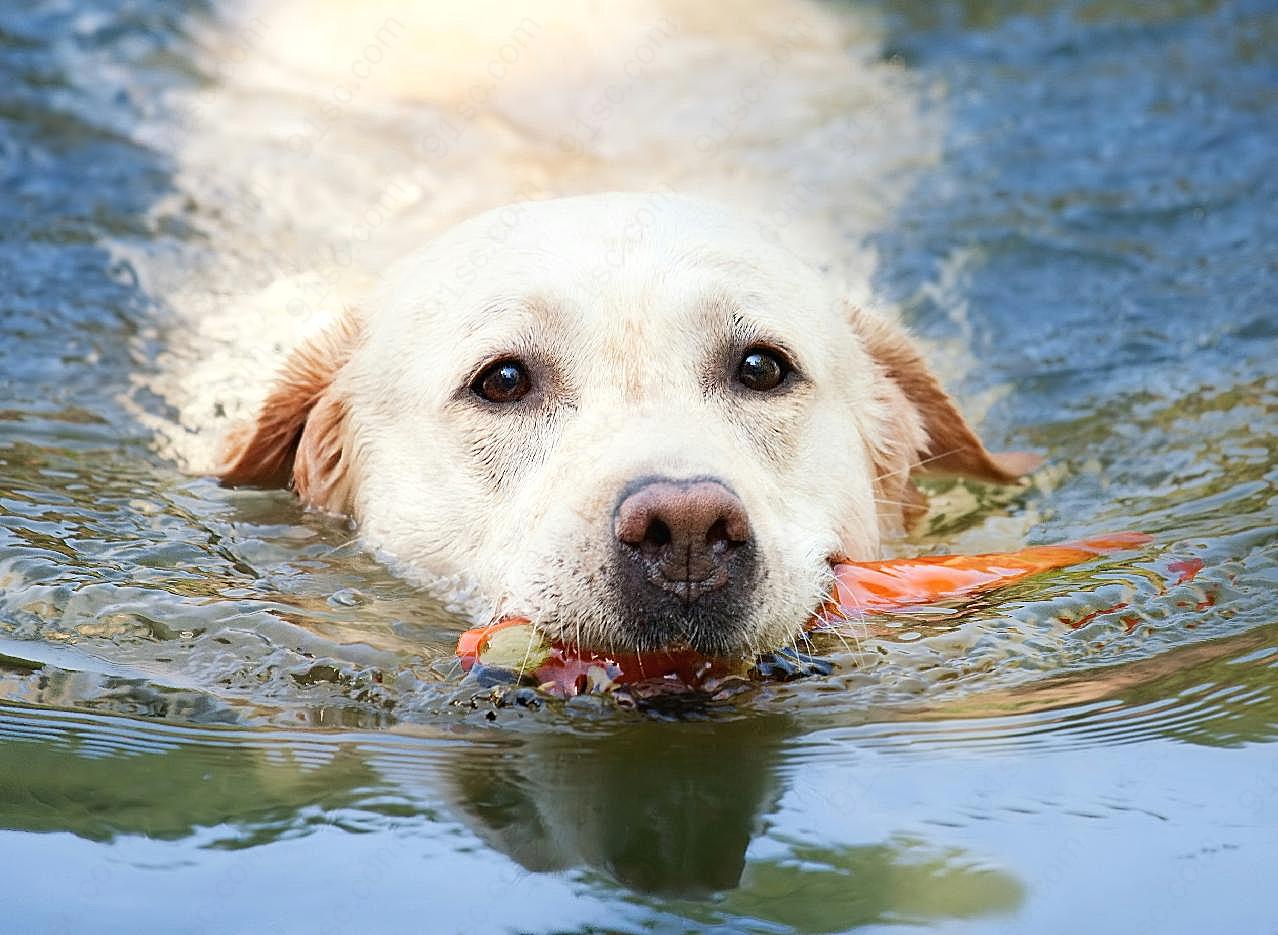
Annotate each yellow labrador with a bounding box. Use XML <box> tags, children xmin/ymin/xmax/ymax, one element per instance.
<box><xmin>214</xmin><ymin>194</ymin><xmax>1035</xmax><ymax>655</ymax></box>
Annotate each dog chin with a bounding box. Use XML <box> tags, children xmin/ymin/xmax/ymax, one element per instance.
<box><xmin>523</xmin><ymin>574</ymin><xmax>820</xmax><ymax>659</ymax></box>
<box><xmin>533</xmin><ymin>609</ymin><xmax>761</xmax><ymax>658</ymax></box>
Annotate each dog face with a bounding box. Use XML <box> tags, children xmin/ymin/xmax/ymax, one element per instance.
<box><xmin>216</xmin><ymin>194</ymin><xmax>1031</xmax><ymax>655</ymax></box>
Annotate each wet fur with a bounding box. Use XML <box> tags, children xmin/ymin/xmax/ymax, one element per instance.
<box><xmin>214</xmin><ymin>196</ymin><xmax>1033</xmax><ymax>654</ymax></box>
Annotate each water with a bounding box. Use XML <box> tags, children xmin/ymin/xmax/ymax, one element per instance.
<box><xmin>1</xmin><ymin>0</ymin><xmax>1276</xmax><ymax>931</ymax></box>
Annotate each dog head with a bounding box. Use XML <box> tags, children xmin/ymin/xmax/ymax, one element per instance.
<box><xmin>217</xmin><ymin>194</ymin><xmax>1034</xmax><ymax>655</ymax></box>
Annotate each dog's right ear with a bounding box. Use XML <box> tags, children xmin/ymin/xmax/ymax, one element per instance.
<box><xmin>214</xmin><ymin>312</ymin><xmax>361</xmax><ymax>515</ymax></box>
<box><xmin>846</xmin><ymin>303</ymin><xmax>1041</xmax><ymax>528</ymax></box>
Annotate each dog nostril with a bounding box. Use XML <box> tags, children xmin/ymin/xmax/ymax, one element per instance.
<box><xmin>705</xmin><ymin>517</ymin><xmax>734</xmax><ymax>549</ymax></box>
<box><xmin>643</xmin><ymin>518</ymin><xmax>672</xmax><ymax>550</ymax></box>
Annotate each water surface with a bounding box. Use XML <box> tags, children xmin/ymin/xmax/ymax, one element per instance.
<box><xmin>1</xmin><ymin>0</ymin><xmax>1276</xmax><ymax>931</ymax></box>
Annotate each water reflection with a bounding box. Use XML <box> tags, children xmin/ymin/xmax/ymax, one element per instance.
<box><xmin>685</xmin><ymin>839</ymin><xmax>1023</xmax><ymax>932</ymax></box>
<box><xmin>0</xmin><ymin>703</ymin><xmax>391</xmax><ymax>844</ymax></box>
<box><xmin>446</xmin><ymin>717</ymin><xmax>791</xmax><ymax>895</ymax></box>
<box><xmin>0</xmin><ymin>698</ymin><xmax>1027</xmax><ymax>930</ymax></box>
<box><xmin>876</xmin><ymin>622</ymin><xmax>1278</xmax><ymax>751</ymax></box>
<box><xmin>5</xmin><ymin>613</ymin><xmax>1276</xmax><ymax>925</ymax></box>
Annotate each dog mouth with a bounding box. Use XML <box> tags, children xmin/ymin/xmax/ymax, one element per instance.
<box><xmin>497</xmin><ymin>548</ymin><xmax>809</xmax><ymax>659</ymax></box>
<box><xmin>462</xmin><ymin>575</ymin><xmax>833</xmax><ymax>699</ymax></box>
<box><xmin>525</xmin><ymin>609</ymin><xmax>768</xmax><ymax>659</ymax></box>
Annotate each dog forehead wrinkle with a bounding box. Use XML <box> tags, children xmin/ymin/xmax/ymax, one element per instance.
<box><xmin>613</xmin><ymin>315</ymin><xmax>649</xmax><ymax>402</ymax></box>
<box><xmin>670</xmin><ymin>267</ymin><xmax>832</xmax><ymax>372</ymax></box>
<box><xmin>450</xmin><ymin>293</ymin><xmax>574</xmax><ymax>345</ymax></box>
<box><xmin>590</xmin><ymin>285</ymin><xmax>750</xmax><ymax>402</ymax></box>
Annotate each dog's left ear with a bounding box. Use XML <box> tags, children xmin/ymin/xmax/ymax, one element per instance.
<box><xmin>214</xmin><ymin>312</ymin><xmax>361</xmax><ymax>515</ymax></box>
<box><xmin>848</xmin><ymin>304</ymin><xmax>1041</xmax><ymax>518</ymax></box>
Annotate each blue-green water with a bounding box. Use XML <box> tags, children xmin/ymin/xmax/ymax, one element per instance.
<box><xmin>1</xmin><ymin>1</ymin><xmax>1276</xmax><ymax>932</ymax></box>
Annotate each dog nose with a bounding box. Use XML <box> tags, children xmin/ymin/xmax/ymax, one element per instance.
<box><xmin>614</xmin><ymin>478</ymin><xmax>752</xmax><ymax>606</ymax></box>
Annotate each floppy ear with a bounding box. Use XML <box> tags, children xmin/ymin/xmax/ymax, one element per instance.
<box><xmin>214</xmin><ymin>312</ymin><xmax>361</xmax><ymax>515</ymax></box>
<box><xmin>849</xmin><ymin>304</ymin><xmax>1041</xmax><ymax>521</ymax></box>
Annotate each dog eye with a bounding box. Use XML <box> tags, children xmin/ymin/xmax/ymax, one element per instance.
<box><xmin>473</xmin><ymin>359</ymin><xmax>531</xmax><ymax>403</ymax></box>
<box><xmin>736</xmin><ymin>347</ymin><xmax>790</xmax><ymax>392</ymax></box>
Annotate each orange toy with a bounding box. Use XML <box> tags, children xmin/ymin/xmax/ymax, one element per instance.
<box><xmin>815</xmin><ymin>531</ymin><xmax>1153</xmax><ymax>621</ymax></box>
<box><xmin>457</xmin><ymin>532</ymin><xmax>1154</xmax><ymax>697</ymax></box>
